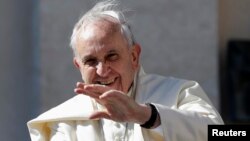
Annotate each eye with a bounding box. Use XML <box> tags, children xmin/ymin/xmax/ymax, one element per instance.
<box><xmin>84</xmin><ymin>58</ymin><xmax>98</xmax><ymax>66</ymax></box>
<box><xmin>107</xmin><ymin>53</ymin><xmax>119</xmax><ymax>61</ymax></box>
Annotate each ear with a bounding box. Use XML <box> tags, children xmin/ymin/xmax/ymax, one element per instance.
<box><xmin>131</xmin><ymin>44</ymin><xmax>141</xmax><ymax>69</ymax></box>
<box><xmin>73</xmin><ymin>57</ymin><xmax>80</xmax><ymax>69</ymax></box>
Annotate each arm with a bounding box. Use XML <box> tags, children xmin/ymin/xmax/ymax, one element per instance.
<box><xmin>154</xmin><ymin>81</ymin><xmax>224</xmax><ymax>141</ymax></box>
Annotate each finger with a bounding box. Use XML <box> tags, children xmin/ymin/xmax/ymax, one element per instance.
<box><xmin>100</xmin><ymin>90</ymin><xmax>127</xmax><ymax>102</ymax></box>
<box><xmin>82</xmin><ymin>90</ymin><xmax>100</xmax><ymax>99</ymax></box>
<box><xmin>76</xmin><ymin>82</ymin><xmax>85</xmax><ymax>88</ymax></box>
<box><xmin>89</xmin><ymin>111</ymin><xmax>111</xmax><ymax>120</ymax></box>
<box><xmin>74</xmin><ymin>82</ymin><xmax>85</xmax><ymax>94</ymax></box>
<box><xmin>74</xmin><ymin>87</ymin><xmax>89</xmax><ymax>94</ymax></box>
<box><xmin>84</xmin><ymin>84</ymin><xmax>111</xmax><ymax>94</ymax></box>
<box><xmin>74</xmin><ymin>87</ymin><xmax>100</xmax><ymax>99</ymax></box>
<box><xmin>74</xmin><ymin>88</ymin><xmax>84</xmax><ymax>94</ymax></box>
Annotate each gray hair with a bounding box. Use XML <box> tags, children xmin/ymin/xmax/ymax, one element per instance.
<box><xmin>70</xmin><ymin>0</ymin><xmax>136</xmax><ymax>54</ymax></box>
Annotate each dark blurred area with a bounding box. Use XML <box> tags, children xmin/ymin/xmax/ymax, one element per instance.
<box><xmin>221</xmin><ymin>40</ymin><xmax>250</xmax><ymax>123</ymax></box>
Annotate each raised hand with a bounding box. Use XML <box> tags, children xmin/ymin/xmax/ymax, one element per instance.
<box><xmin>74</xmin><ymin>82</ymin><xmax>151</xmax><ymax>124</ymax></box>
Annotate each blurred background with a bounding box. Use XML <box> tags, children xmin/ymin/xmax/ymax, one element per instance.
<box><xmin>0</xmin><ymin>0</ymin><xmax>249</xmax><ymax>140</ymax></box>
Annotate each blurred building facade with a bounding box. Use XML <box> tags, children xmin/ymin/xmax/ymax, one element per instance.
<box><xmin>0</xmin><ymin>0</ymin><xmax>249</xmax><ymax>140</ymax></box>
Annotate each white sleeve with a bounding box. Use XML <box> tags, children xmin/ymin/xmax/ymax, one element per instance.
<box><xmin>48</xmin><ymin>121</ymin><xmax>77</xmax><ymax>141</ymax></box>
<box><xmin>154</xmin><ymin>81</ymin><xmax>224</xmax><ymax>141</ymax></box>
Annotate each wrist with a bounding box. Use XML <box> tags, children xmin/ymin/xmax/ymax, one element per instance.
<box><xmin>140</xmin><ymin>103</ymin><xmax>159</xmax><ymax>129</ymax></box>
<box><xmin>137</xmin><ymin>103</ymin><xmax>152</xmax><ymax>124</ymax></box>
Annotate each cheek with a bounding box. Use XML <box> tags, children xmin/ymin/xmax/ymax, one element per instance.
<box><xmin>118</xmin><ymin>60</ymin><xmax>135</xmax><ymax>81</ymax></box>
<box><xmin>80</xmin><ymin>67</ymin><xmax>95</xmax><ymax>83</ymax></box>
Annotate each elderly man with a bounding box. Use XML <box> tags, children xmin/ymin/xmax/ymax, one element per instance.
<box><xmin>27</xmin><ymin>0</ymin><xmax>224</xmax><ymax>141</ymax></box>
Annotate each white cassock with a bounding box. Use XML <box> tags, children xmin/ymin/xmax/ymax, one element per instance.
<box><xmin>27</xmin><ymin>68</ymin><xmax>224</xmax><ymax>141</ymax></box>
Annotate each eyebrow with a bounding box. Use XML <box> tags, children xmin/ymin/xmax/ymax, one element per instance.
<box><xmin>107</xmin><ymin>49</ymin><xmax>118</xmax><ymax>54</ymax></box>
<box><xmin>81</xmin><ymin>55</ymin><xmax>96</xmax><ymax>62</ymax></box>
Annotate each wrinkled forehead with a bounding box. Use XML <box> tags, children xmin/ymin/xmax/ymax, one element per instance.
<box><xmin>74</xmin><ymin>17</ymin><xmax>129</xmax><ymax>57</ymax></box>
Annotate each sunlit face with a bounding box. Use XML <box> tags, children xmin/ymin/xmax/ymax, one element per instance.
<box><xmin>73</xmin><ymin>19</ymin><xmax>141</xmax><ymax>93</ymax></box>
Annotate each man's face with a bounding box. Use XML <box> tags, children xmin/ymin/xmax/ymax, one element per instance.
<box><xmin>74</xmin><ymin>20</ymin><xmax>141</xmax><ymax>93</ymax></box>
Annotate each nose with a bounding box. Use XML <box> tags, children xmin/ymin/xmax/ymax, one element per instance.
<box><xmin>96</xmin><ymin>61</ymin><xmax>110</xmax><ymax>77</ymax></box>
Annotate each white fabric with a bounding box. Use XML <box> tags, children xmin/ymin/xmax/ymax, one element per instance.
<box><xmin>27</xmin><ymin>68</ymin><xmax>224</xmax><ymax>141</ymax></box>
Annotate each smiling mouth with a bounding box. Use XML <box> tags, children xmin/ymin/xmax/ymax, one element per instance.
<box><xmin>96</xmin><ymin>78</ymin><xmax>116</xmax><ymax>86</ymax></box>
